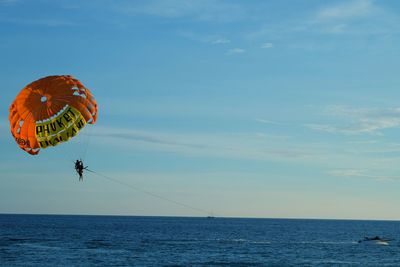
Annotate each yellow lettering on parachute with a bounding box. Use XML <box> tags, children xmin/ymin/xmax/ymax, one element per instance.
<box><xmin>35</xmin><ymin>106</ymin><xmax>87</xmax><ymax>149</ymax></box>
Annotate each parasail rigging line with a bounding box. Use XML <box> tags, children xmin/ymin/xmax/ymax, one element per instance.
<box><xmin>86</xmin><ymin>169</ymin><xmax>216</xmax><ymax>217</ymax></box>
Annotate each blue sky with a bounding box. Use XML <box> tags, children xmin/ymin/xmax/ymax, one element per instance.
<box><xmin>2</xmin><ymin>0</ymin><xmax>400</xmax><ymax>219</ymax></box>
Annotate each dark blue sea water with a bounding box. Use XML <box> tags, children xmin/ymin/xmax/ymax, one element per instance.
<box><xmin>1</xmin><ymin>215</ymin><xmax>400</xmax><ymax>266</ymax></box>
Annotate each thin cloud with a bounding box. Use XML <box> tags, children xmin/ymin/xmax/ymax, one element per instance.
<box><xmin>311</xmin><ymin>0</ymin><xmax>399</xmax><ymax>35</ymax></box>
<box><xmin>0</xmin><ymin>17</ymin><xmax>77</xmax><ymax>27</ymax></box>
<box><xmin>326</xmin><ymin>24</ymin><xmax>347</xmax><ymax>34</ymax></box>
<box><xmin>315</xmin><ymin>0</ymin><xmax>375</xmax><ymax>21</ymax></box>
<box><xmin>247</xmin><ymin>0</ymin><xmax>399</xmax><ymax>44</ymax></box>
<box><xmin>226</xmin><ymin>48</ymin><xmax>245</xmax><ymax>55</ymax></box>
<box><xmin>211</xmin><ymin>37</ymin><xmax>231</xmax><ymax>44</ymax></box>
<box><xmin>261</xmin><ymin>42</ymin><xmax>273</xmax><ymax>49</ymax></box>
<box><xmin>90</xmin><ymin>126</ymin><xmax>323</xmax><ymax>163</ymax></box>
<box><xmin>328</xmin><ymin>169</ymin><xmax>398</xmax><ymax>182</ymax></box>
<box><xmin>305</xmin><ymin>123</ymin><xmax>385</xmax><ymax>135</ymax></box>
<box><xmin>178</xmin><ymin>32</ymin><xmax>231</xmax><ymax>45</ymax></box>
<box><xmin>0</xmin><ymin>0</ymin><xmax>19</xmax><ymax>5</ymax></box>
<box><xmin>256</xmin><ymin>118</ymin><xmax>280</xmax><ymax>125</ymax></box>
<box><xmin>120</xmin><ymin>0</ymin><xmax>246</xmax><ymax>22</ymax></box>
<box><xmin>92</xmin><ymin>131</ymin><xmax>209</xmax><ymax>150</ymax></box>
<box><xmin>306</xmin><ymin>106</ymin><xmax>400</xmax><ymax>135</ymax></box>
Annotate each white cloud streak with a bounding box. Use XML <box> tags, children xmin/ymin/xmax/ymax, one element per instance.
<box><xmin>179</xmin><ymin>32</ymin><xmax>231</xmax><ymax>45</ymax></box>
<box><xmin>315</xmin><ymin>0</ymin><xmax>375</xmax><ymax>21</ymax></box>
<box><xmin>329</xmin><ymin>169</ymin><xmax>399</xmax><ymax>182</ymax></box>
<box><xmin>0</xmin><ymin>0</ymin><xmax>19</xmax><ymax>5</ymax></box>
<box><xmin>256</xmin><ymin>118</ymin><xmax>280</xmax><ymax>125</ymax></box>
<box><xmin>247</xmin><ymin>0</ymin><xmax>400</xmax><ymax>45</ymax></box>
<box><xmin>306</xmin><ymin>106</ymin><xmax>400</xmax><ymax>135</ymax></box>
<box><xmin>211</xmin><ymin>37</ymin><xmax>231</xmax><ymax>44</ymax></box>
<box><xmin>311</xmin><ymin>0</ymin><xmax>400</xmax><ymax>35</ymax></box>
<box><xmin>0</xmin><ymin>17</ymin><xmax>76</xmax><ymax>27</ymax></box>
<box><xmin>261</xmin><ymin>42</ymin><xmax>273</xmax><ymax>49</ymax></box>
<box><xmin>90</xmin><ymin>126</ymin><xmax>324</xmax><ymax>163</ymax></box>
<box><xmin>226</xmin><ymin>48</ymin><xmax>245</xmax><ymax>55</ymax></box>
<box><xmin>120</xmin><ymin>0</ymin><xmax>246</xmax><ymax>22</ymax></box>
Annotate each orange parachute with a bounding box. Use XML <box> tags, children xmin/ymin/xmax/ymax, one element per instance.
<box><xmin>9</xmin><ymin>75</ymin><xmax>98</xmax><ymax>155</ymax></box>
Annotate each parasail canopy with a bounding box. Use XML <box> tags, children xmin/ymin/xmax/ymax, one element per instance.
<box><xmin>9</xmin><ymin>75</ymin><xmax>98</xmax><ymax>155</ymax></box>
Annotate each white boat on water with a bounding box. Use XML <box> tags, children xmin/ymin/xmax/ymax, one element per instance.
<box><xmin>358</xmin><ymin>236</ymin><xmax>392</xmax><ymax>245</ymax></box>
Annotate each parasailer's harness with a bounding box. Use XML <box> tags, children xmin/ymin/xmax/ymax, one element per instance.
<box><xmin>85</xmin><ymin>168</ymin><xmax>217</xmax><ymax>217</ymax></box>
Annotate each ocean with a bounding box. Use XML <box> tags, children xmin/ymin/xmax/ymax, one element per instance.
<box><xmin>1</xmin><ymin>214</ymin><xmax>400</xmax><ymax>266</ymax></box>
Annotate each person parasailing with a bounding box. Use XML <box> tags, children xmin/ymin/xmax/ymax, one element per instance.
<box><xmin>75</xmin><ymin>159</ymin><xmax>88</xmax><ymax>181</ymax></box>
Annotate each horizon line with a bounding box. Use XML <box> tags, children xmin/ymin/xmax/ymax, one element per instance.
<box><xmin>1</xmin><ymin>212</ymin><xmax>399</xmax><ymax>222</ymax></box>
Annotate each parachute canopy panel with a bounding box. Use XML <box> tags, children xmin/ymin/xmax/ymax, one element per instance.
<box><xmin>9</xmin><ymin>75</ymin><xmax>98</xmax><ymax>155</ymax></box>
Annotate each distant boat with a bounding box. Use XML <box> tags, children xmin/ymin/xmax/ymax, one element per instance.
<box><xmin>358</xmin><ymin>236</ymin><xmax>392</xmax><ymax>245</ymax></box>
<box><xmin>206</xmin><ymin>215</ymin><xmax>215</xmax><ymax>219</ymax></box>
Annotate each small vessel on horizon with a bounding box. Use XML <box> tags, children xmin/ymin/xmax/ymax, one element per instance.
<box><xmin>358</xmin><ymin>236</ymin><xmax>392</xmax><ymax>245</ymax></box>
